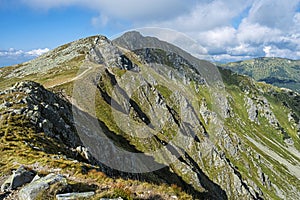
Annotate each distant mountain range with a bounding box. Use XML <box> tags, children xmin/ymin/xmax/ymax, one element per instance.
<box><xmin>0</xmin><ymin>31</ymin><xmax>300</xmax><ymax>200</ymax></box>
<box><xmin>220</xmin><ymin>57</ymin><xmax>300</xmax><ymax>93</ymax></box>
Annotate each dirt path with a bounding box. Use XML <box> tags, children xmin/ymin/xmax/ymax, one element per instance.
<box><xmin>48</xmin><ymin>65</ymin><xmax>93</xmax><ymax>88</ymax></box>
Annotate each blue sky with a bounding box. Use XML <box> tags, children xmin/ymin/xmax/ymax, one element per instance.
<box><xmin>0</xmin><ymin>0</ymin><xmax>300</xmax><ymax>67</ymax></box>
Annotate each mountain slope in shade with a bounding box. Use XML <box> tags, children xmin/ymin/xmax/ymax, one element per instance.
<box><xmin>0</xmin><ymin>32</ymin><xmax>299</xmax><ymax>199</ymax></box>
<box><xmin>220</xmin><ymin>57</ymin><xmax>300</xmax><ymax>93</ymax></box>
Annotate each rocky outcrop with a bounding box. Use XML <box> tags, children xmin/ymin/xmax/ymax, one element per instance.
<box><xmin>1</xmin><ymin>166</ymin><xmax>35</xmax><ymax>192</ymax></box>
<box><xmin>56</xmin><ymin>191</ymin><xmax>95</xmax><ymax>200</ymax></box>
<box><xmin>245</xmin><ymin>95</ymin><xmax>281</xmax><ymax>127</ymax></box>
<box><xmin>85</xmin><ymin>55</ymin><xmax>256</xmax><ymax>199</ymax></box>
<box><xmin>3</xmin><ymin>81</ymin><xmax>81</xmax><ymax>147</ymax></box>
<box><xmin>18</xmin><ymin>173</ymin><xmax>67</xmax><ymax>200</ymax></box>
<box><xmin>1</xmin><ymin>32</ymin><xmax>300</xmax><ymax>200</ymax></box>
<box><xmin>245</xmin><ymin>97</ymin><xmax>259</xmax><ymax>123</ymax></box>
<box><xmin>89</xmin><ymin>35</ymin><xmax>139</xmax><ymax>71</ymax></box>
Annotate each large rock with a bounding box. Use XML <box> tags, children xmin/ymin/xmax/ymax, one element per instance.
<box><xmin>56</xmin><ymin>191</ymin><xmax>95</xmax><ymax>200</ymax></box>
<box><xmin>18</xmin><ymin>173</ymin><xmax>67</xmax><ymax>200</ymax></box>
<box><xmin>0</xmin><ymin>166</ymin><xmax>35</xmax><ymax>192</ymax></box>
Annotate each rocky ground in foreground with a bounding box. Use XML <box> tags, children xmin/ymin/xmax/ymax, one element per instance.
<box><xmin>0</xmin><ymin>81</ymin><xmax>194</xmax><ymax>200</ymax></box>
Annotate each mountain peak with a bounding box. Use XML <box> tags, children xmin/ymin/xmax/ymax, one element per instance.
<box><xmin>119</xmin><ymin>30</ymin><xmax>144</xmax><ymax>38</ymax></box>
<box><xmin>1</xmin><ymin>33</ymin><xmax>300</xmax><ymax>199</ymax></box>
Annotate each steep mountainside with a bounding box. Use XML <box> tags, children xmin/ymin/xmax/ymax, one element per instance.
<box><xmin>220</xmin><ymin>57</ymin><xmax>300</xmax><ymax>92</ymax></box>
<box><xmin>0</xmin><ymin>32</ymin><xmax>300</xmax><ymax>200</ymax></box>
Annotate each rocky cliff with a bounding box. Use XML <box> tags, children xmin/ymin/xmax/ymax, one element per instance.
<box><xmin>0</xmin><ymin>31</ymin><xmax>299</xmax><ymax>200</ymax></box>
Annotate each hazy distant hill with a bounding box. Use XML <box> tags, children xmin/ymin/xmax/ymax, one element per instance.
<box><xmin>220</xmin><ymin>57</ymin><xmax>300</xmax><ymax>93</ymax></box>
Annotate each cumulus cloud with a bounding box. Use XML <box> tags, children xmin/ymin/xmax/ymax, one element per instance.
<box><xmin>0</xmin><ymin>48</ymin><xmax>49</xmax><ymax>67</ymax></box>
<box><xmin>210</xmin><ymin>54</ymin><xmax>253</xmax><ymax>63</ymax></box>
<box><xmin>263</xmin><ymin>45</ymin><xmax>300</xmax><ymax>59</ymax></box>
<box><xmin>26</xmin><ymin>48</ymin><xmax>50</xmax><ymax>56</ymax></box>
<box><xmin>228</xmin><ymin>43</ymin><xmax>261</xmax><ymax>56</ymax></box>
<box><xmin>246</xmin><ymin>0</ymin><xmax>299</xmax><ymax>29</ymax></box>
<box><xmin>196</xmin><ymin>26</ymin><xmax>237</xmax><ymax>52</ymax></box>
<box><xmin>11</xmin><ymin>0</ymin><xmax>300</xmax><ymax>62</ymax></box>
<box><xmin>0</xmin><ymin>48</ymin><xmax>24</xmax><ymax>57</ymax></box>
<box><xmin>21</xmin><ymin>0</ymin><xmax>194</xmax><ymax>22</ymax></box>
<box><xmin>134</xmin><ymin>0</ymin><xmax>299</xmax><ymax>61</ymax></box>
<box><xmin>0</xmin><ymin>48</ymin><xmax>49</xmax><ymax>58</ymax></box>
<box><xmin>237</xmin><ymin>21</ymin><xmax>282</xmax><ymax>44</ymax></box>
<box><xmin>149</xmin><ymin>0</ymin><xmax>253</xmax><ymax>32</ymax></box>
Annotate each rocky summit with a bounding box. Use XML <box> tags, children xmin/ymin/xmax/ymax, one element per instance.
<box><xmin>0</xmin><ymin>31</ymin><xmax>300</xmax><ymax>200</ymax></box>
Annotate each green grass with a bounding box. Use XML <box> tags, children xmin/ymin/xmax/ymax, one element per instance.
<box><xmin>215</xmin><ymin>68</ymin><xmax>300</xmax><ymax>199</ymax></box>
<box><xmin>0</xmin><ymin>90</ymin><xmax>193</xmax><ymax>200</ymax></box>
<box><xmin>220</xmin><ymin>57</ymin><xmax>300</xmax><ymax>92</ymax></box>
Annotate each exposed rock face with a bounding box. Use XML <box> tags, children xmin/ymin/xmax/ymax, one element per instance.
<box><xmin>245</xmin><ymin>95</ymin><xmax>280</xmax><ymax>126</ymax></box>
<box><xmin>1</xmin><ymin>32</ymin><xmax>300</xmax><ymax>200</ymax></box>
<box><xmin>3</xmin><ymin>81</ymin><xmax>81</xmax><ymax>147</ymax></box>
<box><xmin>56</xmin><ymin>191</ymin><xmax>95</xmax><ymax>200</ymax></box>
<box><xmin>18</xmin><ymin>173</ymin><xmax>67</xmax><ymax>200</ymax></box>
<box><xmin>89</xmin><ymin>35</ymin><xmax>139</xmax><ymax>71</ymax></box>
<box><xmin>245</xmin><ymin>97</ymin><xmax>259</xmax><ymax>123</ymax></box>
<box><xmin>1</xmin><ymin>166</ymin><xmax>35</xmax><ymax>192</ymax></box>
<box><xmin>73</xmin><ymin>34</ymin><xmax>259</xmax><ymax>199</ymax></box>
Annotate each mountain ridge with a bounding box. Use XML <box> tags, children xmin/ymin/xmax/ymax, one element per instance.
<box><xmin>220</xmin><ymin>57</ymin><xmax>300</xmax><ymax>93</ymax></box>
<box><xmin>0</xmin><ymin>31</ymin><xmax>299</xmax><ymax>199</ymax></box>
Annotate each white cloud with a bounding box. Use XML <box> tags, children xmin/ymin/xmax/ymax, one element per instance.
<box><xmin>0</xmin><ymin>48</ymin><xmax>50</xmax><ymax>67</ymax></box>
<box><xmin>263</xmin><ymin>45</ymin><xmax>300</xmax><ymax>59</ymax></box>
<box><xmin>210</xmin><ymin>54</ymin><xmax>253</xmax><ymax>63</ymax></box>
<box><xmin>237</xmin><ymin>21</ymin><xmax>282</xmax><ymax>44</ymax></box>
<box><xmin>0</xmin><ymin>48</ymin><xmax>24</xmax><ymax>57</ymax></box>
<box><xmin>246</xmin><ymin>0</ymin><xmax>299</xmax><ymax>29</ymax></box>
<box><xmin>263</xmin><ymin>46</ymin><xmax>272</xmax><ymax>56</ymax></box>
<box><xmin>26</xmin><ymin>48</ymin><xmax>50</xmax><ymax>56</ymax></box>
<box><xmin>196</xmin><ymin>26</ymin><xmax>237</xmax><ymax>49</ymax></box>
<box><xmin>294</xmin><ymin>12</ymin><xmax>300</xmax><ymax>25</ymax></box>
<box><xmin>139</xmin><ymin>0</ymin><xmax>300</xmax><ymax>61</ymax></box>
<box><xmin>21</xmin><ymin>0</ymin><xmax>193</xmax><ymax>22</ymax></box>
<box><xmin>13</xmin><ymin>0</ymin><xmax>300</xmax><ymax>61</ymax></box>
<box><xmin>228</xmin><ymin>43</ymin><xmax>259</xmax><ymax>56</ymax></box>
<box><xmin>148</xmin><ymin>0</ymin><xmax>253</xmax><ymax>32</ymax></box>
<box><xmin>0</xmin><ymin>48</ymin><xmax>49</xmax><ymax>57</ymax></box>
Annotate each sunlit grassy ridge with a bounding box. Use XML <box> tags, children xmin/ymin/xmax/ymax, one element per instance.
<box><xmin>1</xmin><ymin>33</ymin><xmax>300</xmax><ymax>199</ymax></box>
<box><xmin>220</xmin><ymin>68</ymin><xmax>300</xmax><ymax>199</ymax></box>
<box><xmin>220</xmin><ymin>57</ymin><xmax>300</xmax><ymax>92</ymax></box>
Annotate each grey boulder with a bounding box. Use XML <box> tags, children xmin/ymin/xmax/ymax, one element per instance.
<box><xmin>18</xmin><ymin>173</ymin><xmax>67</xmax><ymax>200</ymax></box>
<box><xmin>0</xmin><ymin>166</ymin><xmax>35</xmax><ymax>192</ymax></box>
<box><xmin>56</xmin><ymin>191</ymin><xmax>95</xmax><ymax>200</ymax></box>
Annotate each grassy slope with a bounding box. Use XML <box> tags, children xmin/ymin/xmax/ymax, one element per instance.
<box><xmin>220</xmin><ymin>57</ymin><xmax>300</xmax><ymax>92</ymax></box>
<box><xmin>1</xmin><ymin>43</ymin><xmax>300</xmax><ymax>199</ymax></box>
<box><xmin>0</xmin><ymin>89</ymin><xmax>193</xmax><ymax>200</ymax></box>
<box><xmin>220</xmin><ymin>68</ymin><xmax>300</xmax><ymax>199</ymax></box>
